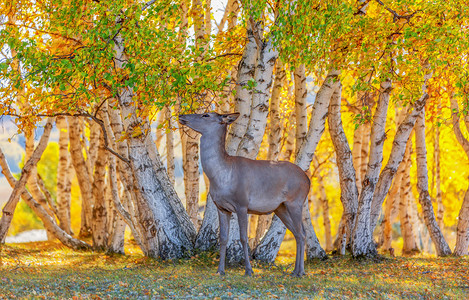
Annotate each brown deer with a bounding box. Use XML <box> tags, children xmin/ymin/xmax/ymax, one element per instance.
<box><xmin>179</xmin><ymin>112</ymin><xmax>310</xmax><ymax>277</ymax></box>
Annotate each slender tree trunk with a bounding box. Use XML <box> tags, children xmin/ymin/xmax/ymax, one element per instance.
<box><xmin>415</xmin><ymin>110</ymin><xmax>451</xmax><ymax>256</ymax></box>
<box><xmin>225</xmin><ymin>20</ymin><xmax>257</xmax><ymax>151</ymax></box>
<box><xmin>315</xmin><ymin>159</ymin><xmax>332</xmax><ymax>252</ymax></box>
<box><xmin>267</xmin><ymin>60</ymin><xmax>285</xmax><ymax>162</ymax></box>
<box><xmin>294</xmin><ymin>64</ymin><xmax>308</xmax><ymax>156</ymax></box>
<box><xmin>0</xmin><ymin>147</ymin><xmax>90</xmax><ymax>250</ymax></box>
<box><xmin>450</xmin><ymin>97</ymin><xmax>469</xmax><ymax>256</ymax></box>
<box><xmin>165</xmin><ymin>107</ymin><xmax>175</xmax><ymax>185</ymax></box>
<box><xmin>352</xmin><ymin>125</ymin><xmax>363</xmax><ymax>194</ymax></box>
<box><xmin>56</xmin><ymin>116</ymin><xmax>73</xmax><ymax>235</ymax></box>
<box><xmin>180</xmin><ymin>129</ymin><xmax>200</xmax><ymax>227</ymax></box>
<box><xmin>328</xmin><ymin>84</ymin><xmax>359</xmax><ymax>254</ymax></box>
<box><xmin>0</xmin><ymin>119</ymin><xmax>54</xmax><ymax>242</ymax></box>
<box><xmin>434</xmin><ymin>125</ymin><xmax>444</xmax><ymax>229</ymax></box>
<box><xmin>280</xmin><ymin>111</ymin><xmax>296</xmax><ymax>161</ymax></box>
<box><xmin>113</xmin><ymin>29</ymin><xmax>193</xmax><ymax>259</ymax></box>
<box><xmin>24</xmin><ymin>128</ymin><xmax>55</xmax><ymax>240</ymax></box>
<box><xmin>399</xmin><ymin>143</ymin><xmax>419</xmax><ymax>256</ymax></box>
<box><xmin>91</xmin><ymin>124</ymin><xmax>109</xmax><ymax>250</ymax></box>
<box><xmin>352</xmin><ymin>80</ymin><xmax>392</xmax><ymax>258</ymax></box>
<box><xmin>370</xmin><ymin>70</ymin><xmax>431</xmax><ymax>231</ymax></box>
<box><xmin>106</xmin><ymin>100</ymin><xmax>148</xmax><ymax>253</ymax></box>
<box><xmin>252</xmin><ymin>59</ymin><xmax>286</xmax><ymax>247</ymax></box>
<box><xmin>369</xmin><ymin>94</ymin><xmax>430</xmax><ymax>231</ymax></box>
<box><xmin>69</xmin><ymin>117</ymin><xmax>93</xmax><ymax>237</ymax></box>
<box><xmin>253</xmin><ymin>70</ymin><xmax>339</xmax><ymax>262</ymax></box>
<box><xmin>236</xmin><ymin>36</ymin><xmax>278</xmax><ymax>159</ymax></box>
<box><xmin>381</xmin><ymin>162</ymin><xmax>404</xmax><ymax>252</ymax></box>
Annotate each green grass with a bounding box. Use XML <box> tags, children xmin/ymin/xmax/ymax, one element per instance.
<box><xmin>0</xmin><ymin>242</ymin><xmax>468</xmax><ymax>299</ymax></box>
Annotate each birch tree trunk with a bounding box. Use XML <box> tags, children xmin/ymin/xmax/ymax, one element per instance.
<box><xmin>352</xmin><ymin>125</ymin><xmax>364</xmax><ymax>194</ymax></box>
<box><xmin>56</xmin><ymin>116</ymin><xmax>73</xmax><ymax>235</ymax></box>
<box><xmin>180</xmin><ymin>129</ymin><xmax>200</xmax><ymax>227</ymax></box>
<box><xmin>370</xmin><ymin>68</ymin><xmax>432</xmax><ymax>231</ymax></box>
<box><xmin>294</xmin><ymin>64</ymin><xmax>308</xmax><ymax>156</ymax></box>
<box><xmin>280</xmin><ymin>111</ymin><xmax>296</xmax><ymax>161</ymax></box>
<box><xmin>69</xmin><ymin>116</ymin><xmax>93</xmax><ymax>238</ymax></box>
<box><xmin>0</xmin><ymin>119</ymin><xmax>53</xmax><ymax>242</ymax></box>
<box><xmin>351</xmin><ymin>80</ymin><xmax>392</xmax><ymax>258</ymax></box>
<box><xmin>381</xmin><ymin>161</ymin><xmax>404</xmax><ymax>252</ymax></box>
<box><xmin>0</xmin><ymin>148</ymin><xmax>90</xmax><ymax>250</ymax></box>
<box><xmin>253</xmin><ymin>70</ymin><xmax>339</xmax><ymax>262</ymax></box>
<box><xmin>236</xmin><ymin>36</ymin><xmax>278</xmax><ymax>159</ymax></box>
<box><xmin>252</xmin><ymin>59</ymin><xmax>286</xmax><ymax>247</ymax></box>
<box><xmin>314</xmin><ymin>158</ymin><xmax>332</xmax><ymax>252</ymax></box>
<box><xmin>434</xmin><ymin>125</ymin><xmax>444</xmax><ymax>229</ymax></box>
<box><xmin>399</xmin><ymin>144</ymin><xmax>419</xmax><ymax>256</ymax></box>
<box><xmin>113</xmin><ymin>28</ymin><xmax>193</xmax><ymax>259</ymax></box>
<box><xmin>450</xmin><ymin>97</ymin><xmax>469</xmax><ymax>256</ymax></box>
<box><xmin>267</xmin><ymin>60</ymin><xmax>286</xmax><ymax>162</ymax></box>
<box><xmin>91</xmin><ymin>125</ymin><xmax>109</xmax><ymax>250</ymax></box>
<box><xmin>415</xmin><ymin>110</ymin><xmax>451</xmax><ymax>256</ymax></box>
<box><xmin>369</xmin><ymin>92</ymin><xmax>430</xmax><ymax>231</ymax></box>
<box><xmin>106</xmin><ymin>100</ymin><xmax>148</xmax><ymax>253</ymax></box>
<box><xmin>24</xmin><ymin>128</ymin><xmax>55</xmax><ymax>240</ymax></box>
<box><xmin>165</xmin><ymin>107</ymin><xmax>175</xmax><ymax>185</ymax></box>
<box><xmin>328</xmin><ymin>84</ymin><xmax>359</xmax><ymax>254</ymax></box>
<box><xmin>225</xmin><ymin>20</ymin><xmax>257</xmax><ymax>151</ymax></box>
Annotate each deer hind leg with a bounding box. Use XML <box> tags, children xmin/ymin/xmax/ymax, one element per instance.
<box><xmin>217</xmin><ymin>209</ymin><xmax>231</xmax><ymax>275</ymax></box>
<box><xmin>236</xmin><ymin>208</ymin><xmax>253</xmax><ymax>276</ymax></box>
<box><xmin>275</xmin><ymin>202</ymin><xmax>306</xmax><ymax>277</ymax></box>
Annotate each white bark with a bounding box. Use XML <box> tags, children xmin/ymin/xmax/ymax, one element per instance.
<box><xmin>56</xmin><ymin>116</ymin><xmax>73</xmax><ymax>235</ymax></box>
<box><xmin>294</xmin><ymin>64</ymin><xmax>308</xmax><ymax>156</ymax></box>
<box><xmin>225</xmin><ymin>20</ymin><xmax>258</xmax><ymax>151</ymax></box>
<box><xmin>381</xmin><ymin>159</ymin><xmax>405</xmax><ymax>251</ymax></box>
<box><xmin>180</xmin><ymin>128</ymin><xmax>200</xmax><ymax>227</ymax></box>
<box><xmin>370</xmin><ymin>79</ymin><xmax>431</xmax><ymax>231</ymax></box>
<box><xmin>237</xmin><ymin>37</ymin><xmax>278</xmax><ymax>159</ymax></box>
<box><xmin>295</xmin><ymin>70</ymin><xmax>341</xmax><ymax>170</ymax></box>
<box><xmin>68</xmin><ymin>116</ymin><xmax>93</xmax><ymax>237</ymax></box>
<box><xmin>267</xmin><ymin>60</ymin><xmax>286</xmax><ymax>161</ymax></box>
<box><xmin>450</xmin><ymin>97</ymin><xmax>469</xmax><ymax>256</ymax></box>
<box><xmin>113</xmin><ymin>29</ymin><xmax>193</xmax><ymax>258</ymax></box>
<box><xmin>0</xmin><ymin>119</ymin><xmax>53</xmax><ymax>242</ymax></box>
<box><xmin>253</xmin><ymin>71</ymin><xmax>339</xmax><ymax>261</ymax></box>
<box><xmin>0</xmin><ymin>146</ymin><xmax>90</xmax><ymax>250</ymax></box>
<box><xmin>415</xmin><ymin>110</ymin><xmax>451</xmax><ymax>256</ymax></box>
<box><xmin>399</xmin><ymin>144</ymin><xmax>419</xmax><ymax>256</ymax></box>
<box><xmin>91</xmin><ymin>127</ymin><xmax>109</xmax><ymax>250</ymax></box>
<box><xmin>352</xmin><ymin>125</ymin><xmax>363</xmax><ymax>194</ymax></box>
<box><xmin>351</xmin><ymin>79</ymin><xmax>391</xmax><ymax>258</ymax></box>
<box><xmin>434</xmin><ymin>125</ymin><xmax>444</xmax><ymax>229</ymax></box>
<box><xmin>328</xmin><ymin>84</ymin><xmax>359</xmax><ymax>253</ymax></box>
<box><xmin>165</xmin><ymin>107</ymin><xmax>175</xmax><ymax>185</ymax></box>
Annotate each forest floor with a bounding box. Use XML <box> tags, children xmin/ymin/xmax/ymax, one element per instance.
<box><xmin>0</xmin><ymin>241</ymin><xmax>468</xmax><ymax>299</ymax></box>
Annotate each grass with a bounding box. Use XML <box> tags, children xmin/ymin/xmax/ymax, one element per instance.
<box><xmin>0</xmin><ymin>241</ymin><xmax>468</xmax><ymax>299</ymax></box>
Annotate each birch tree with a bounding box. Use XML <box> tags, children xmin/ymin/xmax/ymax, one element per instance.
<box><xmin>450</xmin><ymin>97</ymin><xmax>469</xmax><ymax>256</ymax></box>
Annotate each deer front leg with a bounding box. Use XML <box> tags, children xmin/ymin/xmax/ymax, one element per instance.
<box><xmin>236</xmin><ymin>208</ymin><xmax>253</xmax><ymax>276</ymax></box>
<box><xmin>217</xmin><ymin>209</ymin><xmax>231</xmax><ymax>275</ymax></box>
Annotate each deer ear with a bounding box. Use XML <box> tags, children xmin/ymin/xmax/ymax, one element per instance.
<box><xmin>221</xmin><ymin>113</ymin><xmax>240</xmax><ymax>124</ymax></box>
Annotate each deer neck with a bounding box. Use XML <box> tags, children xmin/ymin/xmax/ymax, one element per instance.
<box><xmin>200</xmin><ymin>126</ymin><xmax>230</xmax><ymax>180</ymax></box>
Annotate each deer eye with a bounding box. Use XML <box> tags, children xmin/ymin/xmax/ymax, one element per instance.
<box><xmin>202</xmin><ymin>114</ymin><xmax>210</xmax><ymax>118</ymax></box>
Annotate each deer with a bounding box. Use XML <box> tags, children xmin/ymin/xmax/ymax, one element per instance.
<box><xmin>178</xmin><ymin>112</ymin><xmax>310</xmax><ymax>277</ymax></box>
